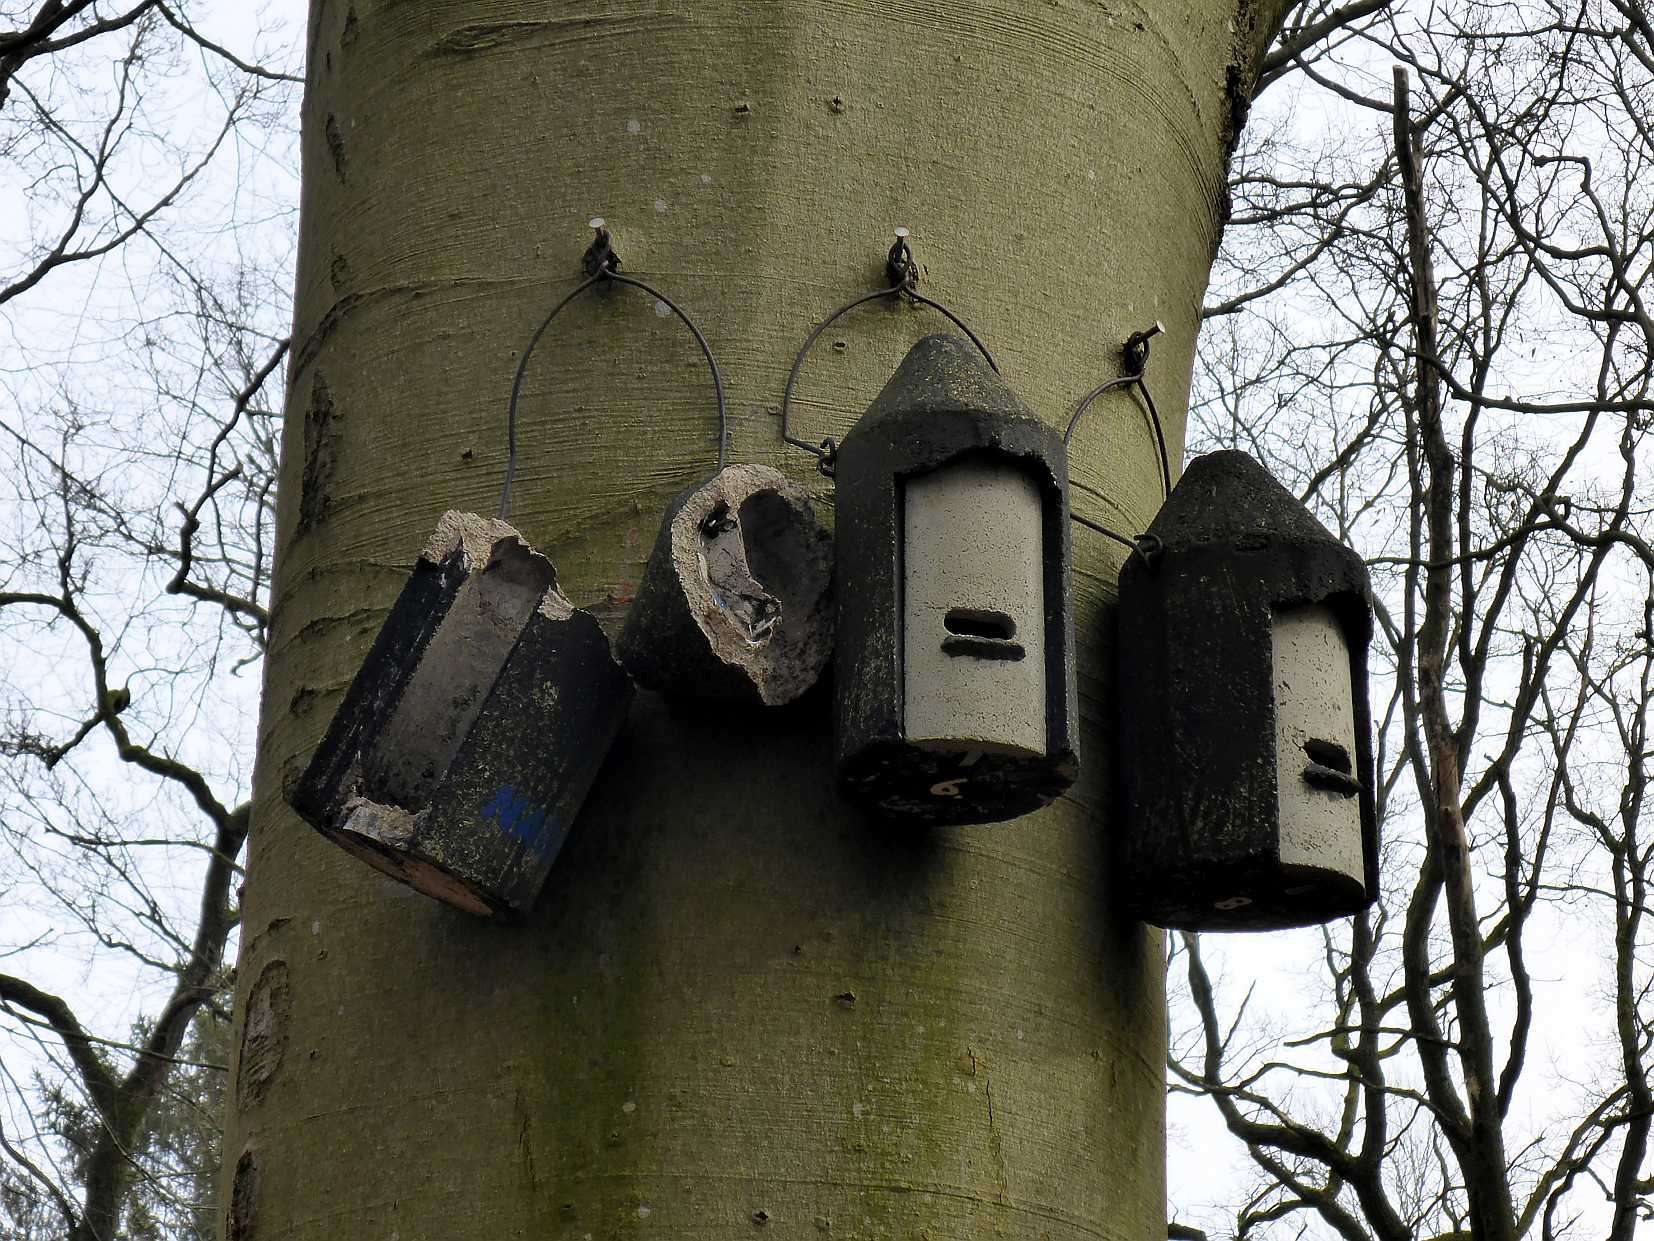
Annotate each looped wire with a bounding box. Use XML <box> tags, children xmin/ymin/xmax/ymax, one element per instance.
<box><xmin>1065</xmin><ymin>321</ymin><xmax>1174</xmax><ymax>558</ymax></box>
<box><xmin>1070</xmin><ymin>512</ymin><xmax>1163</xmax><ymax>570</ymax></box>
<box><xmin>498</xmin><ymin>224</ymin><xmax>728</xmax><ymax>521</ymax></box>
<box><xmin>886</xmin><ymin>232</ymin><xmax>919</xmax><ymax>291</ymax></box>
<box><xmin>1063</xmin><ymin>320</ymin><xmax>1171</xmax><ymax>499</ymax></box>
<box><xmin>780</xmin><ymin>232</ymin><xmax>997</xmax><ymax>478</ymax></box>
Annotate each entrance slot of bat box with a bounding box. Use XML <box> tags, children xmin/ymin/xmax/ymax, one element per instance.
<box><xmin>902</xmin><ymin>457</ymin><xmax>1046</xmax><ymax>755</ymax></box>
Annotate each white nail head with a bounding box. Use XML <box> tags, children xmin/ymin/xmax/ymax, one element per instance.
<box><xmin>893</xmin><ymin>226</ymin><xmax>911</xmax><ymax>239</ymax></box>
<box><xmin>589</xmin><ymin>216</ymin><xmax>606</xmax><ymax>230</ymax></box>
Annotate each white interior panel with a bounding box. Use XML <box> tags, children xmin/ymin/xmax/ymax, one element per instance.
<box><xmin>1272</xmin><ymin>604</ymin><xmax>1365</xmax><ymax>887</ymax></box>
<box><xmin>902</xmin><ymin>458</ymin><xmax>1046</xmax><ymax>756</ymax></box>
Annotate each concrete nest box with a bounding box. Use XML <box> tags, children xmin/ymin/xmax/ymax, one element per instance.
<box><xmin>1115</xmin><ymin>450</ymin><xmax>1378</xmax><ymax>930</ymax></box>
<box><xmin>616</xmin><ymin>464</ymin><xmax>833</xmax><ymax>705</ymax></box>
<box><xmin>290</xmin><ymin>511</ymin><xmax>632</xmax><ymax>917</ymax></box>
<box><xmin>833</xmin><ymin>333</ymin><xmax>1078</xmax><ymax>825</ymax></box>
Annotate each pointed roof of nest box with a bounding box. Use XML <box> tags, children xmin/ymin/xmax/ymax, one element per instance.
<box><xmin>1147</xmin><ymin>450</ymin><xmax>1349</xmax><ymax>554</ymax></box>
<box><xmin>859</xmin><ymin>333</ymin><xmax>1034</xmax><ymax>424</ymax></box>
<box><xmin>1130</xmin><ymin>450</ymin><xmax>1372</xmax><ymax>630</ymax></box>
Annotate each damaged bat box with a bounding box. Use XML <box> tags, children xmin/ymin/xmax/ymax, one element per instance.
<box><xmin>290</xmin><ymin>511</ymin><xmax>633</xmax><ymax>917</ymax></box>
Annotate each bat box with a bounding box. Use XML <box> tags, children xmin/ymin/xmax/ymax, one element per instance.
<box><xmin>834</xmin><ymin>333</ymin><xmax>1078</xmax><ymax>825</ymax></box>
<box><xmin>616</xmin><ymin>463</ymin><xmax>833</xmax><ymax>705</ymax></box>
<box><xmin>1116</xmin><ymin>450</ymin><xmax>1377</xmax><ymax>930</ymax></box>
<box><xmin>291</xmin><ymin>511</ymin><xmax>632</xmax><ymax>917</ymax></box>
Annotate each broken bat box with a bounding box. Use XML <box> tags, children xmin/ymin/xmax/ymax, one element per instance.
<box><xmin>290</xmin><ymin>511</ymin><xmax>633</xmax><ymax>917</ymax></box>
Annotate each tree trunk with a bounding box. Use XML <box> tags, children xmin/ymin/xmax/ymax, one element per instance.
<box><xmin>224</xmin><ymin>2</ymin><xmax>1286</xmax><ymax>1237</ymax></box>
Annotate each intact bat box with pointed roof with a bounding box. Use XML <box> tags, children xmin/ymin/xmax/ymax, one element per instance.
<box><xmin>833</xmin><ymin>334</ymin><xmax>1078</xmax><ymax>825</ymax></box>
<box><xmin>1116</xmin><ymin>451</ymin><xmax>1377</xmax><ymax>930</ymax></box>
